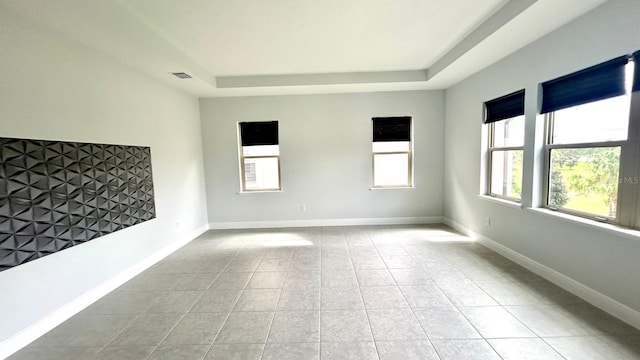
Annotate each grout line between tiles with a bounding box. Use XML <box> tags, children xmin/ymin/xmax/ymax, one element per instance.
<box><xmin>351</xmin><ymin>226</ymin><xmax>381</xmax><ymax>360</ymax></box>
<box><xmin>188</xmin><ymin>235</ymin><xmax>248</xmax><ymax>360</ymax></box>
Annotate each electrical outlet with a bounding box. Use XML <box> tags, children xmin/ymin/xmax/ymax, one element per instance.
<box><xmin>300</xmin><ymin>205</ymin><xmax>306</xmax><ymax>212</ymax></box>
<box><xmin>420</xmin><ymin>201</ymin><xmax>426</xmax><ymax>208</ymax></box>
<box><xmin>484</xmin><ymin>217</ymin><xmax>491</xmax><ymax>226</ymax></box>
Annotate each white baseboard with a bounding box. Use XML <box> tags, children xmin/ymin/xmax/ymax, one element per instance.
<box><xmin>209</xmin><ymin>216</ymin><xmax>444</xmax><ymax>230</ymax></box>
<box><xmin>0</xmin><ymin>224</ymin><xmax>209</xmax><ymax>360</ymax></box>
<box><xmin>443</xmin><ymin>217</ymin><xmax>640</xmax><ymax>331</ymax></box>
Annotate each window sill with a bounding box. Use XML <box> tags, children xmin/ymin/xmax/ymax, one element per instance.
<box><xmin>237</xmin><ymin>190</ymin><xmax>283</xmax><ymax>194</ymax></box>
<box><xmin>477</xmin><ymin>195</ymin><xmax>523</xmax><ymax>209</ymax></box>
<box><xmin>527</xmin><ymin>208</ymin><xmax>640</xmax><ymax>241</ymax></box>
<box><xmin>370</xmin><ymin>186</ymin><xmax>415</xmax><ymax>191</ymax></box>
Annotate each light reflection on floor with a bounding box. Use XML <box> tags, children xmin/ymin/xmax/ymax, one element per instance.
<box><xmin>210</xmin><ymin>224</ymin><xmax>476</xmax><ymax>250</ymax></box>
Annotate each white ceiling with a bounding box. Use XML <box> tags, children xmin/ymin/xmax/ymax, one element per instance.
<box><xmin>122</xmin><ymin>0</ymin><xmax>506</xmax><ymax>75</ymax></box>
<box><xmin>1</xmin><ymin>0</ymin><xmax>607</xmax><ymax>97</ymax></box>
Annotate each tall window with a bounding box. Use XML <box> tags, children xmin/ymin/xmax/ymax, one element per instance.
<box><xmin>541</xmin><ymin>54</ymin><xmax>639</xmax><ymax>225</ymax></box>
<box><xmin>238</xmin><ymin>121</ymin><xmax>281</xmax><ymax>191</ymax></box>
<box><xmin>485</xmin><ymin>90</ymin><xmax>525</xmax><ymax>201</ymax></box>
<box><xmin>372</xmin><ymin>117</ymin><xmax>412</xmax><ymax>188</ymax></box>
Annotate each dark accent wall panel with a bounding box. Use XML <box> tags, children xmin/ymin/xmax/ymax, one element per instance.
<box><xmin>0</xmin><ymin>137</ymin><xmax>156</xmax><ymax>271</ymax></box>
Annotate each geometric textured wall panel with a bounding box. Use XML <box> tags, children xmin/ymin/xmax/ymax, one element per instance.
<box><xmin>0</xmin><ymin>137</ymin><xmax>155</xmax><ymax>272</ymax></box>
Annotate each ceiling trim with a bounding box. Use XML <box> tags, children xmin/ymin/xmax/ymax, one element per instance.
<box><xmin>217</xmin><ymin>70</ymin><xmax>429</xmax><ymax>88</ymax></box>
<box><xmin>427</xmin><ymin>0</ymin><xmax>537</xmax><ymax>79</ymax></box>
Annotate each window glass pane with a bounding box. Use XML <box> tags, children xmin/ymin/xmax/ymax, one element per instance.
<box><xmin>492</xmin><ymin>115</ymin><xmax>524</xmax><ymax>147</ymax></box>
<box><xmin>490</xmin><ymin>150</ymin><xmax>523</xmax><ymax>198</ymax></box>
<box><xmin>244</xmin><ymin>157</ymin><xmax>279</xmax><ymax>190</ymax></box>
<box><xmin>372</xmin><ymin>141</ymin><xmax>410</xmax><ymax>153</ymax></box>
<box><xmin>243</xmin><ymin>145</ymin><xmax>279</xmax><ymax>156</ymax></box>
<box><xmin>548</xmin><ymin>147</ymin><xmax>620</xmax><ymax>217</ymax></box>
<box><xmin>245</xmin><ymin>162</ymin><xmax>256</xmax><ymax>182</ymax></box>
<box><xmin>373</xmin><ymin>153</ymin><xmax>409</xmax><ymax>187</ymax></box>
<box><xmin>551</xmin><ymin>95</ymin><xmax>630</xmax><ymax>144</ymax></box>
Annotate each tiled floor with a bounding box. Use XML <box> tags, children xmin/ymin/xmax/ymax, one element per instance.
<box><xmin>9</xmin><ymin>225</ymin><xmax>640</xmax><ymax>360</ymax></box>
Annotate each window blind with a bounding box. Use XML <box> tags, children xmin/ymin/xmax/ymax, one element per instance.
<box><xmin>484</xmin><ymin>89</ymin><xmax>525</xmax><ymax>124</ymax></box>
<box><xmin>540</xmin><ymin>56</ymin><xmax>629</xmax><ymax>114</ymax></box>
<box><xmin>372</xmin><ymin>117</ymin><xmax>411</xmax><ymax>142</ymax></box>
<box><xmin>239</xmin><ymin>121</ymin><xmax>278</xmax><ymax>146</ymax></box>
<box><xmin>633</xmin><ymin>51</ymin><xmax>640</xmax><ymax>93</ymax></box>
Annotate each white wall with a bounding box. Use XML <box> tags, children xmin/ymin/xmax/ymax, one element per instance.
<box><xmin>444</xmin><ymin>0</ymin><xmax>640</xmax><ymax>314</ymax></box>
<box><xmin>200</xmin><ymin>91</ymin><xmax>444</xmax><ymax>226</ymax></box>
<box><xmin>0</xmin><ymin>8</ymin><xmax>208</xmax><ymax>351</ymax></box>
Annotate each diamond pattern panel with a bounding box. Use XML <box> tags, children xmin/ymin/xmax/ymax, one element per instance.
<box><xmin>0</xmin><ymin>137</ymin><xmax>156</xmax><ymax>271</ymax></box>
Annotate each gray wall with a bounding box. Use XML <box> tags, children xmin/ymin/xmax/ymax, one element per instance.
<box><xmin>444</xmin><ymin>0</ymin><xmax>640</xmax><ymax>312</ymax></box>
<box><xmin>0</xmin><ymin>8</ymin><xmax>208</xmax><ymax>346</ymax></box>
<box><xmin>200</xmin><ymin>91</ymin><xmax>445</xmax><ymax>226</ymax></box>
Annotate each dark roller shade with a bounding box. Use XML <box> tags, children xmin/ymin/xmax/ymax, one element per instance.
<box><xmin>633</xmin><ymin>51</ymin><xmax>640</xmax><ymax>92</ymax></box>
<box><xmin>240</xmin><ymin>121</ymin><xmax>278</xmax><ymax>146</ymax></box>
<box><xmin>484</xmin><ymin>89</ymin><xmax>525</xmax><ymax>124</ymax></box>
<box><xmin>372</xmin><ymin>117</ymin><xmax>411</xmax><ymax>142</ymax></box>
<box><xmin>540</xmin><ymin>55</ymin><xmax>629</xmax><ymax>114</ymax></box>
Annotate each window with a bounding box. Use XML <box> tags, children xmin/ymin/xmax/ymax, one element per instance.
<box><xmin>238</xmin><ymin>121</ymin><xmax>281</xmax><ymax>191</ymax></box>
<box><xmin>372</xmin><ymin>117</ymin><xmax>412</xmax><ymax>188</ymax></box>
<box><xmin>485</xmin><ymin>90</ymin><xmax>525</xmax><ymax>201</ymax></box>
<box><xmin>541</xmin><ymin>54</ymin><xmax>640</xmax><ymax>226</ymax></box>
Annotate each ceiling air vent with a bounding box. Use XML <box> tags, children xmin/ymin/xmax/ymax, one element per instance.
<box><xmin>171</xmin><ymin>72</ymin><xmax>192</xmax><ymax>79</ymax></box>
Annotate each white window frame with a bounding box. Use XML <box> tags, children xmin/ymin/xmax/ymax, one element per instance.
<box><xmin>542</xmin><ymin>64</ymin><xmax>640</xmax><ymax>228</ymax></box>
<box><xmin>238</xmin><ymin>122</ymin><xmax>281</xmax><ymax>192</ymax></box>
<box><xmin>371</xmin><ymin>118</ymin><xmax>414</xmax><ymax>189</ymax></box>
<box><xmin>487</xmin><ymin>116</ymin><xmax>524</xmax><ymax>202</ymax></box>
